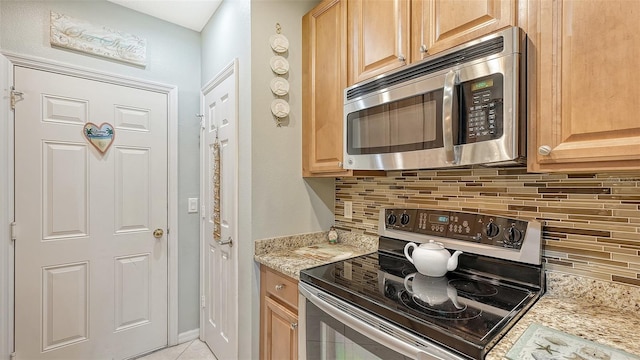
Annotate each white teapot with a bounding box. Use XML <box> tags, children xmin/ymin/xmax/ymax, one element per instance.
<box><xmin>403</xmin><ymin>273</ymin><xmax>462</xmax><ymax>308</ymax></box>
<box><xmin>404</xmin><ymin>240</ymin><xmax>463</xmax><ymax>277</ymax></box>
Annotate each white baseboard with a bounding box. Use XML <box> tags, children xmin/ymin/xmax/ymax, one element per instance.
<box><xmin>178</xmin><ymin>329</ymin><xmax>200</xmax><ymax>344</ymax></box>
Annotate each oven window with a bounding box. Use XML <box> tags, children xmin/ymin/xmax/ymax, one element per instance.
<box><xmin>304</xmin><ymin>300</ymin><xmax>412</xmax><ymax>360</ymax></box>
<box><xmin>346</xmin><ymin>90</ymin><xmax>444</xmax><ymax>155</ymax></box>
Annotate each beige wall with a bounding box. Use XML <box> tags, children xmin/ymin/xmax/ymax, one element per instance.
<box><xmin>250</xmin><ymin>0</ymin><xmax>333</xmax><ymax>242</ymax></box>
<box><xmin>336</xmin><ymin>168</ymin><xmax>640</xmax><ymax>288</ymax></box>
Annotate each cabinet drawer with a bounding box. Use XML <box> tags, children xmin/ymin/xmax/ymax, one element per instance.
<box><xmin>263</xmin><ymin>267</ymin><xmax>298</xmax><ymax>310</ymax></box>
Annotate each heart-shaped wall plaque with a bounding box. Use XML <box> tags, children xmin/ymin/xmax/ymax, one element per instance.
<box><xmin>83</xmin><ymin>122</ymin><xmax>115</xmax><ymax>154</ymax></box>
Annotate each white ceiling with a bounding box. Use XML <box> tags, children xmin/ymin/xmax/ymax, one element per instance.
<box><xmin>107</xmin><ymin>0</ymin><xmax>222</xmax><ymax>32</ymax></box>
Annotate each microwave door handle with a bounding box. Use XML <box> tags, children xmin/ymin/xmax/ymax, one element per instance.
<box><xmin>442</xmin><ymin>70</ymin><xmax>457</xmax><ymax>164</ymax></box>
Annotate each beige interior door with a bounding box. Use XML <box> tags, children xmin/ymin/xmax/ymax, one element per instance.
<box><xmin>14</xmin><ymin>66</ymin><xmax>168</xmax><ymax>359</ymax></box>
<box><xmin>201</xmin><ymin>62</ymin><xmax>238</xmax><ymax>360</ymax></box>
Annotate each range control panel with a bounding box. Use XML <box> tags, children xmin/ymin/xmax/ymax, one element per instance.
<box><xmin>385</xmin><ymin>208</ymin><xmax>529</xmax><ymax>250</ymax></box>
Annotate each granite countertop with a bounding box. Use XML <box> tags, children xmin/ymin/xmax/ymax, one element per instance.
<box><xmin>488</xmin><ymin>272</ymin><xmax>640</xmax><ymax>359</ymax></box>
<box><xmin>254</xmin><ymin>230</ymin><xmax>377</xmax><ymax>280</ymax></box>
<box><xmin>254</xmin><ymin>233</ymin><xmax>640</xmax><ymax>358</ymax></box>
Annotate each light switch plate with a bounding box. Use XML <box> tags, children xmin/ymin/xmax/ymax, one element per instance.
<box><xmin>188</xmin><ymin>198</ymin><xmax>199</xmax><ymax>213</ymax></box>
<box><xmin>344</xmin><ymin>201</ymin><xmax>353</xmax><ymax>219</ymax></box>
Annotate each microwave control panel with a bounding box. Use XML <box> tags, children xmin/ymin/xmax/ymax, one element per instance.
<box><xmin>461</xmin><ymin>74</ymin><xmax>504</xmax><ymax>143</ymax></box>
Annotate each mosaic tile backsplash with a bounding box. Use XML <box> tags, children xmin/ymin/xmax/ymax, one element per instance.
<box><xmin>334</xmin><ymin>168</ymin><xmax>640</xmax><ymax>287</ymax></box>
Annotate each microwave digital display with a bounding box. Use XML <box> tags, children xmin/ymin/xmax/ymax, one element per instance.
<box><xmin>471</xmin><ymin>79</ymin><xmax>494</xmax><ymax>91</ymax></box>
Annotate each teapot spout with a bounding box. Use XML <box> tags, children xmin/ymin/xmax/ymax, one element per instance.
<box><xmin>446</xmin><ymin>250</ymin><xmax>463</xmax><ymax>271</ymax></box>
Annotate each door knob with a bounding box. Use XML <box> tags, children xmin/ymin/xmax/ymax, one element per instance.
<box><xmin>153</xmin><ymin>229</ymin><xmax>164</xmax><ymax>238</ymax></box>
<box><xmin>216</xmin><ymin>236</ymin><xmax>233</xmax><ymax>247</ymax></box>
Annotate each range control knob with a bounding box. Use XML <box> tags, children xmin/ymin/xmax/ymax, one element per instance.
<box><xmin>387</xmin><ymin>213</ymin><xmax>397</xmax><ymax>225</ymax></box>
<box><xmin>505</xmin><ymin>226</ymin><xmax>523</xmax><ymax>245</ymax></box>
<box><xmin>400</xmin><ymin>213</ymin><xmax>410</xmax><ymax>225</ymax></box>
<box><xmin>486</xmin><ymin>222</ymin><xmax>500</xmax><ymax>238</ymax></box>
<box><xmin>384</xmin><ymin>284</ymin><xmax>398</xmax><ymax>299</ymax></box>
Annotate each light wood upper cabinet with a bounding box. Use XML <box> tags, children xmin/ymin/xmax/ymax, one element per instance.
<box><xmin>528</xmin><ymin>0</ymin><xmax>640</xmax><ymax>172</ymax></box>
<box><xmin>412</xmin><ymin>0</ymin><xmax>517</xmax><ymax>62</ymax></box>
<box><xmin>302</xmin><ymin>0</ymin><xmax>350</xmax><ymax>176</ymax></box>
<box><xmin>348</xmin><ymin>0</ymin><xmax>411</xmax><ymax>84</ymax></box>
<box><xmin>349</xmin><ymin>0</ymin><xmax>516</xmax><ymax>83</ymax></box>
<box><xmin>302</xmin><ymin>0</ymin><xmax>386</xmax><ymax>177</ymax></box>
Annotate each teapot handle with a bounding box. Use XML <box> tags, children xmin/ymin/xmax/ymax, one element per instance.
<box><xmin>403</xmin><ymin>273</ymin><xmax>416</xmax><ymax>292</ymax></box>
<box><xmin>404</xmin><ymin>242</ymin><xmax>417</xmax><ymax>264</ymax></box>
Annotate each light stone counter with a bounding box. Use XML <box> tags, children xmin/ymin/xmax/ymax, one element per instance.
<box><xmin>255</xmin><ymin>233</ymin><xmax>640</xmax><ymax>358</ymax></box>
<box><xmin>254</xmin><ymin>230</ymin><xmax>377</xmax><ymax>280</ymax></box>
<box><xmin>488</xmin><ymin>272</ymin><xmax>640</xmax><ymax>359</ymax></box>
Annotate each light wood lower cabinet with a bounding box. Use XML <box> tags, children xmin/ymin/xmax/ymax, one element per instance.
<box><xmin>260</xmin><ymin>265</ymin><xmax>298</xmax><ymax>360</ymax></box>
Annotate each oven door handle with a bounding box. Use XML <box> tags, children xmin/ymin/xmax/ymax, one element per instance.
<box><xmin>299</xmin><ymin>283</ymin><xmax>463</xmax><ymax>360</ymax></box>
<box><xmin>442</xmin><ymin>70</ymin><xmax>458</xmax><ymax>164</ymax></box>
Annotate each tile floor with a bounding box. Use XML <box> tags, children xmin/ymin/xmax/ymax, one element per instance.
<box><xmin>136</xmin><ymin>339</ymin><xmax>218</xmax><ymax>360</ymax></box>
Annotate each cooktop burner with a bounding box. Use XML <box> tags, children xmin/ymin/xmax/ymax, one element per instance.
<box><xmin>450</xmin><ymin>279</ymin><xmax>499</xmax><ymax>297</ymax></box>
<box><xmin>400</xmin><ymin>292</ymin><xmax>481</xmax><ymax>321</ymax></box>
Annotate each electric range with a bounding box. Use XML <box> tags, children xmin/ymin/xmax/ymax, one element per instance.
<box><xmin>299</xmin><ymin>208</ymin><xmax>544</xmax><ymax>360</ymax></box>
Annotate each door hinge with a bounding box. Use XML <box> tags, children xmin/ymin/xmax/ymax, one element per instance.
<box><xmin>10</xmin><ymin>351</ymin><xmax>16</xmax><ymax>359</ymax></box>
<box><xmin>10</xmin><ymin>222</ymin><xmax>16</xmax><ymax>242</ymax></box>
<box><xmin>10</xmin><ymin>87</ymin><xmax>23</xmax><ymax>110</ymax></box>
<box><xmin>197</xmin><ymin>114</ymin><xmax>205</xmax><ymax>129</ymax></box>
<box><xmin>200</xmin><ymin>295</ymin><xmax>206</xmax><ymax>308</ymax></box>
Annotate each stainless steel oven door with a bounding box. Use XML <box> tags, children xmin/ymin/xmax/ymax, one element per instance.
<box><xmin>298</xmin><ymin>283</ymin><xmax>466</xmax><ymax>360</ymax></box>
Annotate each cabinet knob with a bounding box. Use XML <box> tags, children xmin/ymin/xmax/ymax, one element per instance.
<box><xmin>290</xmin><ymin>322</ymin><xmax>298</xmax><ymax>330</ymax></box>
<box><xmin>275</xmin><ymin>284</ymin><xmax>284</xmax><ymax>291</ymax></box>
<box><xmin>398</xmin><ymin>55</ymin><xmax>406</xmax><ymax>63</ymax></box>
<box><xmin>337</xmin><ymin>162</ymin><xmax>343</xmax><ymax>168</ymax></box>
<box><xmin>538</xmin><ymin>145</ymin><xmax>552</xmax><ymax>156</ymax></box>
<box><xmin>419</xmin><ymin>44</ymin><xmax>427</xmax><ymax>53</ymax></box>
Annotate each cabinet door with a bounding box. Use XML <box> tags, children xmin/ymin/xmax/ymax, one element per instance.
<box><xmin>302</xmin><ymin>0</ymin><xmax>351</xmax><ymax>176</ymax></box>
<box><xmin>349</xmin><ymin>0</ymin><xmax>411</xmax><ymax>84</ymax></box>
<box><xmin>263</xmin><ymin>297</ymin><xmax>298</xmax><ymax>360</ymax></box>
<box><xmin>413</xmin><ymin>0</ymin><xmax>516</xmax><ymax>61</ymax></box>
<box><xmin>529</xmin><ymin>0</ymin><xmax>640</xmax><ymax>171</ymax></box>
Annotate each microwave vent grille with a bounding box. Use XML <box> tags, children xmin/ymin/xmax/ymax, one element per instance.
<box><xmin>346</xmin><ymin>36</ymin><xmax>505</xmax><ymax>101</ymax></box>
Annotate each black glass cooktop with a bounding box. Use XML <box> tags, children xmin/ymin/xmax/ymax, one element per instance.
<box><xmin>299</xmin><ymin>238</ymin><xmax>543</xmax><ymax>359</ymax></box>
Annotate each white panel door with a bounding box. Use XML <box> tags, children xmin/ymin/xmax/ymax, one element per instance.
<box><xmin>14</xmin><ymin>66</ymin><xmax>168</xmax><ymax>360</ymax></box>
<box><xmin>201</xmin><ymin>62</ymin><xmax>238</xmax><ymax>360</ymax></box>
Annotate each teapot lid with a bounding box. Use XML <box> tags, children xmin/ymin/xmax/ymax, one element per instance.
<box><xmin>418</xmin><ymin>239</ymin><xmax>445</xmax><ymax>250</ymax></box>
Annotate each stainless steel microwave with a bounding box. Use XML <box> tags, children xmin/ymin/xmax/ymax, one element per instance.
<box><xmin>343</xmin><ymin>27</ymin><xmax>527</xmax><ymax>171</ymax></box>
